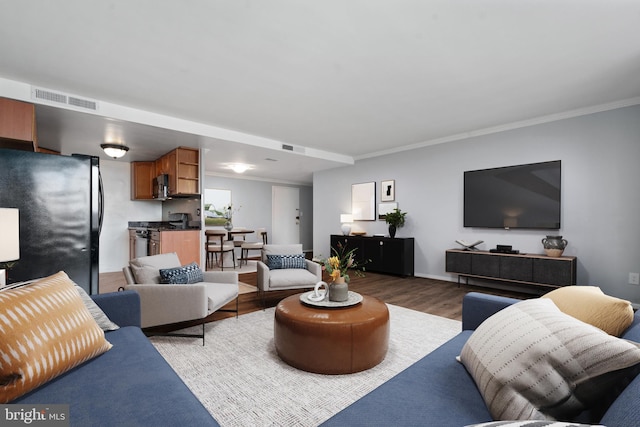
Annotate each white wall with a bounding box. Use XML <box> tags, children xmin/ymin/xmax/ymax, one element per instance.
<box><xmin>99</xmin><ymin>160</ymin><xmax>161</xmax><ymax>272</ymax></box>
<box><xmin>313</xmin><ymin>105</ymin><xmax>640</xmax><ymax>304</ymax></box>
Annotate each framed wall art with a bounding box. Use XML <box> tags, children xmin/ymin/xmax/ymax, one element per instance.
<box><xmin>381</xmin><ymin>180</ymin><xmax>395</xmax><ymax>202</ymax></box>
<box><xmin>351</xmin><ymin>182</ymin><xmax>376</xmax><ymax>221</ymax></box>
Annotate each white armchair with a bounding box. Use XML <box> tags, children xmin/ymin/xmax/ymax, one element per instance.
<box><xmin>122</xmin><ymin>252</ymin><xmax>238</xmax><ymax>344</ymax></box>
<box><xmin>257</xmin><ymin>244</ymin><xmax>322</xmax><ymax>306</ymax></box>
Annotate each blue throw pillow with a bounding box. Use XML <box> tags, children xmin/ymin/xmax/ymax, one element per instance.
<box><xmin>159</xmin><ymin>262</ymin><xmax>204</xmax><ymax>284</ymax></box>
<box><xmin>266</xmin><ymin>254</ymin><xmax>306</xmax><ymax>270</ymax></box>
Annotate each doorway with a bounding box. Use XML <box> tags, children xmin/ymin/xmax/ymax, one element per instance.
<box><xmin>272</xmin><ymin>186</ymin><xmax>300</xmax><ymax>244</ymax></box>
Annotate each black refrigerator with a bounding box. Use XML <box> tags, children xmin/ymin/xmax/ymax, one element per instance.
<box><xmin>0</xmin><ymin>148</ymin><xmax>102</xmax><ymax>294</ymax></box>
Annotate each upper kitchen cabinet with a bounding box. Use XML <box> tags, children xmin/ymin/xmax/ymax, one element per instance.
<box><xmin>131</xmin><ymin>161</ymin><xmax>156</xmax><ymax>200</ymax></box>
<box><xmin>173</xmin><ymin>147</ymin><xmax>199</xmax><ymax>195</ymax></box>
<box><xmin>131</xmin><ymin>146</ymin><xmax>200</xmax><ymax>200</ymax></box>
<box><xmin>0</xmin><ymin>97</ymin><xmax>39</xmax><ymax>151</ymax></box>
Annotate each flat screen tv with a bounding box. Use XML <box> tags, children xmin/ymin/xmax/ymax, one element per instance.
<box><xmin>464</xmin><ymin>160</ymin><xmax>561</xmax><ymax>229</ymax></box>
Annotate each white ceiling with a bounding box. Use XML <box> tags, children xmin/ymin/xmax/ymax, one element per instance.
<box><xmin>1</xmin><ymin>1</ymin><xmax>640</xmax><ymax>184</ymax></box>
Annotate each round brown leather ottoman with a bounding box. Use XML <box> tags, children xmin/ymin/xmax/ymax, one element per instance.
<box><xmin>274</xmin><ymin>294</ymin><xmax>390</xmax><ymax>374</ymax></box>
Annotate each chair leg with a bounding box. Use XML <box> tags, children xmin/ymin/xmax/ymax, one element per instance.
<box><xmin>145</xmin><ymin>320</ymin><xmax>206</xmax><ymax>346</ymax></box>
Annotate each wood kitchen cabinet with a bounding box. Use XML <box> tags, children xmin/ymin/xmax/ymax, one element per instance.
<box><xmin>0</xmin><ymin>97</ymin><xmax>39</xmax><ymax>151</ymax></box>
<box><xmin>174</xmin><ymin>147</ymin><xmax>199</xmax><ymax>195</ymax></box>
<box><xmin>150</xmin><ymin>230</ymin><xmax>201</xmax><ymax>265</ymax></box>
<box><xmin>131</xmin><ymin>147</ymin><xmax>199</xmax><ymax>200</ymax></box>
<box><xmin>130</xmin><ymin>161</ymin><xmax>156</xmax><ymax>200</ymax></box>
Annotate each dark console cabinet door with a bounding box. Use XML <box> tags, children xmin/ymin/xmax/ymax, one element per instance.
<box><xmin>533</xmin><ymin>258</ymin><xmax>575</xmax><ymax>286</ymax></box>
<box><xmin>500</xmin><ymin>256</ymin><xmax>533</xmax><ymax>282</ymax></box>
<box><xmin>470</xmin><ymin>253</ymin><xmax>499</xmax><ymax>277</ymax></box>
<box><xmin>330</xmin><ymin>235</ymin><xmax>364</xmax><ymax>264</ymax></box>
<box><xmin>330</xmin><ymin>235</ymin><xmax>414</xmax><ymax>276</ymax></box>
<box><xmin>446</xmin><ymin>251</ymin><xmax>471</xmax><ymax>274</ymax></box>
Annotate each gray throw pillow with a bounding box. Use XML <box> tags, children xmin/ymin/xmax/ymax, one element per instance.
<box><xmin>74</xmin><ymin>285</ymin><xmax>120</xmax><ymax>331</ymax></box>
<box><xmin>459</xmin><ymin>298</ymin><xmax>640</xmax><ymax>422</ymax></box>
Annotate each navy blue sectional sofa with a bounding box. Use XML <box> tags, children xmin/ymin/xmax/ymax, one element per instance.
<box><xmin>322</xmin><ymin>292</ymin><xmax>640</xmax><ymax>427</ymax></box>
<box><xmin>13</xmin><ymin>291</ymin><xmax>219</xmax><ymax>427</ymax></box>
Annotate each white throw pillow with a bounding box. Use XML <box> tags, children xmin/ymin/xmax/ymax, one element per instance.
<box><xmin>459</xmin><ymin>298</ymin><xmax>640</xmax><ymax>422</ymax></box>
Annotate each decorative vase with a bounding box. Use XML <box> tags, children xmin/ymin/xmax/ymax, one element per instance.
<box><xmin>329</xmin><ymin>276</ymin><xmax>349</xmax><ymax>302</ymax></box>
<box><xmin>542</xmin><ymin>235</ymin><xmax>567</xmax><ymax>257</ymax></box>
<box><xmin>224</xmin><ymin>220</ymin><xmax>233</xmax><ymax>231</ymax></box>
<box><xmin>388</xmin><ymin>224</ymin><xmax>397</xmax><ymax>238</ymax></box>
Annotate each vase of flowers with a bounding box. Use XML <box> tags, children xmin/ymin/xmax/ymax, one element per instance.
<box><xmin>322</xmin><ymin>242</ymin><xmax>366</xmax><ymax>302</ymax></box>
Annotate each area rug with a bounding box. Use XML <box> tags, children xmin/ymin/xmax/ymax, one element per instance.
<box><xmin>150</xmin><ymin>304</ymin><xmax>461</xmax><ymax>427</ymax></box>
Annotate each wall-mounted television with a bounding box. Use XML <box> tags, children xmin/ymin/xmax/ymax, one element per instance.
<box><xmin>464</xmin><ymin>160</ymin><xmax>561</xmax><ymax>230</ymax></box>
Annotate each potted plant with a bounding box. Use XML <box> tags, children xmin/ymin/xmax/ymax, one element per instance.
<box><xmin>385</xmin><ymin>208</ymin><xmax>407</xmax><ymax>238</ymax></box>
<box><xmin>321</xmin><ymin>242</ymin><xmax>366</xmax><ymax>302</ymax></box>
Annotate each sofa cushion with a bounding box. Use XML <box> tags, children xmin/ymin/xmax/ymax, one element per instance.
<box><xmin>262</xmin><ymin>244</ymin><xmax>304</xmax><ymax>262</ymax></box>
<box><xmin>13</xmin><ymin>326</ymin><xmax>218</xmax><ymax>426</ymax></box>
<box><xmin>321</xmin><ymin>331</ymin><xmax>493</xmax><ymax>426</ymax></box>
<box><xmin>542</xmin><ymin>286</ymin><xmax>634</xmax><ymax>336</ymax></box>
<box><xmin>205</xmin><ymin>282</ymin><xmax>239</xmax><ymax>313</ymax></box>
<box><xmin>268</xmin><ymin>268</ymin><xmax>319</xmax><ymax>289</ymax></box>
<box><xmin>160</xmin><ymin>262</ymin><xmax>204</xmax><ymax>284</ymax></box>
<box><xmin>459</xmin><ymin>298</ymin><xmax>640</xmax><ymax>422</ymax></box>
<box><xmin>130</xmin><ymin>252</ymin><xmax>182</xmax><ymax>284</ymax></box>
<box><xmin>0</xmin><ymin>272</ymin><xmax>112</xmax><ymax>403</ymax></box>
<box><xmin>74</xmin><ymin>285</ymin><xmax>119</xmax><ymax>331</ymax></box>
<box><xmin>266</xmin><ymin>253</ymin><xmax>306</xmax><ymax>270</ymax></box>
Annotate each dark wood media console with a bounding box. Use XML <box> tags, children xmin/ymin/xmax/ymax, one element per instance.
<box><xmin>445</xmin><ymin>249</ymin><xmax>576</xmax><ymax>289</ymax></box>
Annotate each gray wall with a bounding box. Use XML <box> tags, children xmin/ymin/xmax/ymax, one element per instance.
<box><xmin>313</xmin><ymin>105</ymin><xmax>640</xmax><ymax>304</ymax></box>
<box><xmin>203</xmin><ymin>175</ymin><xmax>314</xmax><ymax>251</ymax></box>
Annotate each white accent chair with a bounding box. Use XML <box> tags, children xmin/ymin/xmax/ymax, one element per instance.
<box><xmin>256</xmin><ymin>244</ymin><xmax>322</xmax><ymax>306</ymax></box>
<box><xmin>122</xmin><ymin>252</ymin><xmax>239</xmax><ymax>344</ymax></box>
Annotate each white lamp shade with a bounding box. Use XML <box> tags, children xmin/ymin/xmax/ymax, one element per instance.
<box><xmin>0</xmin><ymin>208</ymin><xmax>19</xmax><ymax>262</ymax></box>
<box><xmin>340</xmin><ymin>214</ymin><xmax>353</xmax><ymax>223</ymax></box>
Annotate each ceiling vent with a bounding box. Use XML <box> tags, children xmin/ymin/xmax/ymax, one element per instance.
<box><xmin>281</xmin><ymin>144</ymin><xmax>305</xmax><ymax>154</ymax></box>
<box><xmin>31</xmin><ymin>87</ymin><xmax>99</xmax><ymax>111</ymax></box>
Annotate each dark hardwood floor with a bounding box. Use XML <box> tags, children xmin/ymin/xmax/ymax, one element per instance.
<box><xmin>101</xmin><ymin>268</ymin><xmax>536</xmax><ymax>333</ymax></box>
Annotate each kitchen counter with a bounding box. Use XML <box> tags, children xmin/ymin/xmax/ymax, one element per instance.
<box><xmin>128</xmin><ymin>221</ymin><xmax>200</xmax><ymax>231</ymax></box>
<box><xmin>128</xmin><ymin>224</ymin><xmax>201</xmax><ymax>264</ymax></box>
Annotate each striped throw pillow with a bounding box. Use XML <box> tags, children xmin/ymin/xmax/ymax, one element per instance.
<box><xmin>459</xmin><ymin>298</ymin><xmax>640</xmax><ymax>421</ymax></box>
<box><xmin>0</xmin><ymin>272</ymin><xmax>112</xmax><ymax>403</ymax></box>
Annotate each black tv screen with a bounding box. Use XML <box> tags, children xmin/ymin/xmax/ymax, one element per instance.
<box><xmin>464</xmin><ymin>160</ymin><xmax>561</xmax><ymax>229</ymax></box>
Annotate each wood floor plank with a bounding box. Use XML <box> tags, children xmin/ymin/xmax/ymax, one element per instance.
<box><xmin>102</xmin><ymin>268</ymin><xmax>534</xmax><ymax>333</ymax></box>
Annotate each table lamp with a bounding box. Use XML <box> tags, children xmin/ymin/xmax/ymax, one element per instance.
<box><xmin>0</xmin><ymin>208</ymin><xmax>20</xmax><ymax>286</ymax></box>
<box><xmin>340</xmin><ymin>214</ymin><xmax>353</xmax><ymax>236</ymax></box>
